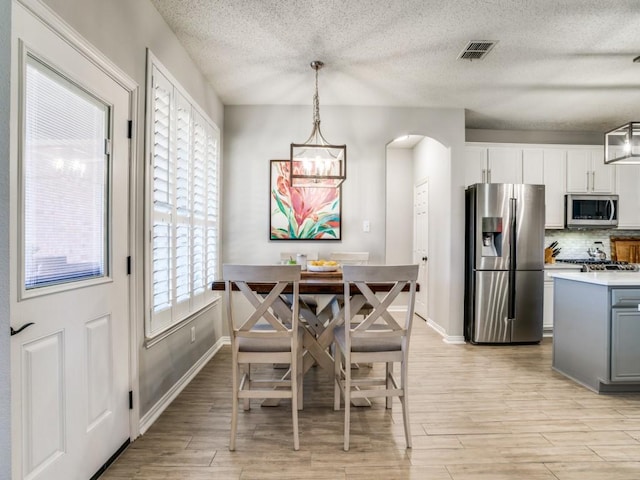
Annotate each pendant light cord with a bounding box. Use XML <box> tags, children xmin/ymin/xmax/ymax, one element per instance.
<box><xmin>313</xmin><ymin>66</ymin><xmax>320</xmax><ymax>128</ymax></box>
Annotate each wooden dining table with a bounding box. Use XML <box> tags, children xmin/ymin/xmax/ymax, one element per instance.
<box><xmin>212</xmin><ymin>271</ymin><xmax>418</xmax><ymax>377</ymax></box>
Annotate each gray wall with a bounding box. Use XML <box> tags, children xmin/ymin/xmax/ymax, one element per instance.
<box><xmin>385</xmin><ymin>148</ymin><xmax>413</xmax><ymax>265</ymax></box>
<box><xmin>414</xmin><ymin>138</ymin><xmax>453</xmax><ymax>332</ymax></box>
<box><xmin>0</xmin><ymin>0</ymin><xmax>11</xmax><ymax>475</ymax></box>
<box><xmin>223</xmin><ymin>105</ymin><xmax>467</xmax><ymax>337</ymax></box>
<box><xmin>466</xmin><ymin>128</ymin><xmax>602</xmax><ymax>145</ymax></box>
<box><xmin>40</xmin><ymin>0</ymin><xmax>225</xmax><ymax>417</ymax></box>
<box><xmin>384</xmin><ymin>138</ymin><xmax>460</xmax><ymax>333</ymax></box>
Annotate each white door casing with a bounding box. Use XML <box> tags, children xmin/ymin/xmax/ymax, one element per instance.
<box><xmin>10</xmin><ymin>3</ymin><xmax>132</xmax><ymax>479</ymax></box>
<box><xmin>414</xmin><ymin>180</ymin><xmax>428</xmax><ymax>320</ymax></box>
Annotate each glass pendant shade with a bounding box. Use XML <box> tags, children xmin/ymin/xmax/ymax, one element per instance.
<box><xmin>290</xmin><ymin>61</ymin><xmax>346</xmax><ymax>188</ymax></box>
<box><xmin>605</xmin><ymin>122</ymin><xmax>640</xmax><ymax>164</ymax></box>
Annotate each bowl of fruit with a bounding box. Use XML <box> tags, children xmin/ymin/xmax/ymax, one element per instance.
<box><xmin>307</xmin><ymin>260</ymin><xmax>339</xmax><ymax>272</ymax></box>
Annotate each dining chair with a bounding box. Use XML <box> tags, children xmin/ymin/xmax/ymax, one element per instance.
<box><xmin>330</xmin><ymin>251</ymin><xmax>373</xmax><ymax>321</ymax></box>
<box><xmin>223</xmin><ymin>264</ymin><xmax>303</xmax><ymax>451</ymax></box>
<box><xmin>278</xmin><ymin>251</ymin><xmax>320</xmax><ymax>323</ymax></box>
<box><xmin>333</xmin><ymin>264</ymin><xmax>419</xmax><ymax>451</ymax></box>
<box><xmin>329</xmin><ymin>251</ymin><xmax>369</xmax><ymax>266</ymax></box>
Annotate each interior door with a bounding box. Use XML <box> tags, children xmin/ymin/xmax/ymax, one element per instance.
<box><xmin>10</xmin><ymin>4</ymin><xmax>131</xmax><ymax>479</ymax></box>
<box><xmin>413</xmin><ymin>180</ymin><xmax>428</xmax><ymax>320</ymax></box>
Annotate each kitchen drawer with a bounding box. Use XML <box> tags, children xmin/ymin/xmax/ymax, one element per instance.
<box><xmin>611</xmin><ymin>289</ymin><xmax>640</xmax><ymax>307</ymax></box>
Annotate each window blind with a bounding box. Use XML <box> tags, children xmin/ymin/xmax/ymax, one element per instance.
<box><xmin>23</xmin><ymin>55</ymin><xmax>108</xmax><ymax>291</ymax></box>
<box><xmin>147</xmin><ymin>60</ymin><xmax>220</xmax><ymax>337</ymax></box>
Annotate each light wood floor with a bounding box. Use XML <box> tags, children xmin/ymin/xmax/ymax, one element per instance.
<box><xmin>103</xmin><ymin>318</ymin><xmax>640</xmax><ymax>479</ymax></box>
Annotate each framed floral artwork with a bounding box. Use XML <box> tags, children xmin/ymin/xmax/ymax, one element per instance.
<box><xmin>269</xmin><ymin>160</ymin><xmax>341</xmax><ymax>240</ymax></box>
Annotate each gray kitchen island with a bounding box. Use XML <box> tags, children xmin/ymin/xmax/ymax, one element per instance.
<box><xmin>549</xmin><ymin>271</ymin><xmax>640</xmax><ymax>393</ymax></box>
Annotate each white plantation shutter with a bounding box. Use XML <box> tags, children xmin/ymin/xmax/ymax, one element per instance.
<box><xmin>173</xmin><ymin>92</ymin><xmax>192</xmax><ymax>319</ymax></box>
<box><xmin>175</xmin><ymin>93</ymin><xmax>191</xmax><ymax>217</ymax></box>
<box><xmin>152</xmin><ymin>222</ymin><xmax>172</xmax><ymax>313</ymax></box>
<box><xmin>206</xmin><ymin>130</ymin><xmax>219</xmax><ymax>287</ymax></box>
<box><xmin>147</xmin><ymin>57</ymin><xmax>220</xmax><ymax>338</ymax></box>
<box><xmin>151</xmin><ymin>68</ymin><xmax>173</xmax><ymax>331</ymax></box>
<box><xmin>192</xmin><ymin>114</ymin><xmax>207</xmax><ymax>300</ymax></box>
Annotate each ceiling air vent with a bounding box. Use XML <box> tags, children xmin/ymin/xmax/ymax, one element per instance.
<box><xmin>458</xmin><ymin>41</ymin><xmax>497</xmax><ymax>61</ymax></box>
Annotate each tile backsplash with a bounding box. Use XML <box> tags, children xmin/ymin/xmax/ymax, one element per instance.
<box><xmin>545</xmin><ymin>229</ymin><xmax>640</xmax><ymax>260</ymax></box>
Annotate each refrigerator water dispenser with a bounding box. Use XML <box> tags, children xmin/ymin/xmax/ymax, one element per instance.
<box><xmin>481</xmin><ymin>217</ymin><xmax>502</xmax><ymax>257</ymax></box>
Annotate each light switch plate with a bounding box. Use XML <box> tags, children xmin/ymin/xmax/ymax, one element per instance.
<box><xmin>363</xmin><ymin>220</ymin><xmax>370</xmax><ymax>232</ymax></box>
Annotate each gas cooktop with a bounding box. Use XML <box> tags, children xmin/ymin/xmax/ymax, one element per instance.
<box><xmin>556</xmin><ymin>259</ymin><xmax>639</xmax><ymax>272</ymax></box>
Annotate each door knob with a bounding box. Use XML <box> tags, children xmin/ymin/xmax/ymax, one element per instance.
<box><xmin>10</xmin><ymin>322</ymin><xmax>35</xmax><ymax>336</ymax></box>
<box><xmin>422</xmin><ymin>256</ymin><xmax>428</xmax><ymax>262</ymax></box>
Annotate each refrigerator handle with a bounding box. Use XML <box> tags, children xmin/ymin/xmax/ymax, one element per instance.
<box><xmin>508</xmin><ymin>197</ymin><xmax>517</xmax><ymax>320</ymax></box>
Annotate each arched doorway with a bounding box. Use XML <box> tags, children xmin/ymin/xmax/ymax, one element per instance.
<box><xmin>385</xmin><ymin>135</ymin><xmax>451</xmax><ymax>327</ymax></box>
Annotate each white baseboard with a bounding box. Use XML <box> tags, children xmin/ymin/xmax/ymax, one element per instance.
<box><xmin>389</xmin><ymin>306</ymin><xmax>408</xmax><ymax>313</ymax></box>
<box><xmin>139</xmin><ymin>335</ymin><xmax>231</xmax><ymax>434</ymax></box>
<box><xmin>442</xmin><ymin>335</ymin><xmax>466</xmax><ymax>344</ymax></box>
<box><xmin>426</xmin><ymin>318</ymin><xmax>466</xmax><ymax>344</ymax></box>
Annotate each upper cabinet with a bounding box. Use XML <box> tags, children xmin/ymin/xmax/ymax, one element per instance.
<box><xmin>616</xmin><ymin>164</ymin><xmax>640</xmax><ymax>229</ymax></box>
<box><xmin>522</xmin><ymin>148</ymin><xmax>566</xmax><ymax>229</ymax></box>
<box><xmin>486</xmin><ymin>148</ymin><xmax>521</xmax><ymax>184</ymax></box>
<box><xmin>464</xmin><ymin>143</ymin><xmax>621</xmax><ymax>230</ymax></box>
<box><xmin>566</xmin><ymin>147</ymin><xmax>616</xmax><ymax>194</ymax></box>
<box><xmin>464</xmin><ymin>146</ymin><xmax>521</xmax><ymax>186</ymax></box>
<box><xmin>463</xmin><ymin>146</ymin><xmax>486</xmax><ymax>186</ymax></box>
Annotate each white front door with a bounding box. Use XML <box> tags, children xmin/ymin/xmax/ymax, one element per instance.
<box><xmin>414</xmin><ymin>180</ymin><xmax>429</xmax><ymax>320</ymax></box>
<box><xmin>10</xmin><ymin>4</ymin><xmax>131</xmax><ymax>479</ymax></box>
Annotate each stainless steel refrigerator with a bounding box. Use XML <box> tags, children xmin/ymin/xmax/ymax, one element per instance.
<box><xmin>464</xmin><ymin>183</ymin><xmax>545</xmax><ymax>344</ymax></box>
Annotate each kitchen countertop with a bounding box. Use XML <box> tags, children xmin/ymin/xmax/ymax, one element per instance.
<box><xmin>544</xmin><ymin>263</ymin><xmax>584</xmax><ymax>270</ymax></box>
<box><xmin>548</xmin><ymin>271</ymin><xmax>640</xmax><ymax>286</ymax></box>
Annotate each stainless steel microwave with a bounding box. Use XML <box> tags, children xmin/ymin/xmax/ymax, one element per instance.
<box><xmin>565</xmin><ymin>194</ymin><xmax>618</xmax><ymax>229</ymax></box>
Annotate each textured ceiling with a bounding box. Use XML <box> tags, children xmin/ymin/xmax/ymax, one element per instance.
<box><xmin>149</xmin><ymin>0</ymin><xmax>640</xmax><ymax>132</ymax></box>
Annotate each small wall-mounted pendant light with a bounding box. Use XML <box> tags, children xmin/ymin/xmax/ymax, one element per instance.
<box><xmin>290</xmin><ymin>61</ymin><xmax>346</xmax><ymax>188</ymax></box>
<box><xmin>605</xmin><ymin>122</ymin><xmax>640</xmax><ymax>164</ymax></box>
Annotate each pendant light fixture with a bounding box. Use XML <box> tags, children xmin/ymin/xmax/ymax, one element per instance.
<box><xmin>604</xmin><ymin>122</ymin><xmax>640</xmax><ymax>164</ymax></box>
<box><xmin>290</xmin><ymin>61</ymin><xmax>346</xmax><ymax>188</ymax></box>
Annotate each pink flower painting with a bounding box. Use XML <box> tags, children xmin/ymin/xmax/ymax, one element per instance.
<box><xmin>270</xmin><ymin>160</ymin><xmax>341</xmax><ymax>240</ymax></box>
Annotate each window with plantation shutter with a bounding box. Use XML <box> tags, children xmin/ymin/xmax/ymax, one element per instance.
<box><xmin>146</xmin><ymin>55</ymin><xmax>220</xmax><ymax>338</ymax></box>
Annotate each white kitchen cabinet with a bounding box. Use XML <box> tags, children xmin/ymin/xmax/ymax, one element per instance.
<box><xmin>543</xmin><ymin>279</ymin><xmax>554</xmax><ymax>332</ymax></box>
<box><xmin>615</xmin><ymin>164</ymin><xmax>640</xmax><ymax>228</ymax></box>
<box><xmin>543</xmin><ymin>268</ymin><xmax>556</xmax><ymax>333</ymax></box>
<box><xmin>522</xmin><ymin>148</ymin><xmax>566</xmax><ymax>229</ymax></box>
<box><xmin>543</xmin><ymin>265</ymin><xmax>582</xmax><ymax>333</ymax></box>
<box><xmin>463</xmin><ymin>145</ymin><xmax>521</xmax><ymax>186</ymax></box>
<box><xmin>566</xmin><ymin>147</ymin><xmax>615</xmax><ymax>193</ymax></box>
<box><xmin>486</xmin><ymin>148</ymin><xmax>521</xmax><ymax>184</ymax></box>
<box><xmin>465</xmin><ymin>143</ymin><xmax>617</xmax><ymax>228</ymax></box>
<box><xmin>464</xmin><ymin>146</ymin><xmax>486</xmax><ymax>186</ymax></box>
<box><xmin>522</xmin><ymin>149</ymin><xmax>544</xmax><ymax>184</ymax></box>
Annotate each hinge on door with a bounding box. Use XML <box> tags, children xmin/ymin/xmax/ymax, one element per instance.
<box><xmin>126</xmin><ymin>256</ymin><xmax>131</xmax><ymax>275</ymax></box>
<box><xmin>129</xmin><ymin>391</ymin><xmax>133</xmax><ymax>410</ymax></box>
<box><xmin>127</xmin><ymin>120</ymin><xmax>133</xmax><ymax>139</ymax></box>
<box><xmin>104</xmin><ymin>138</ymin><xmax>112</xmax><ymax>155</ymax></box>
